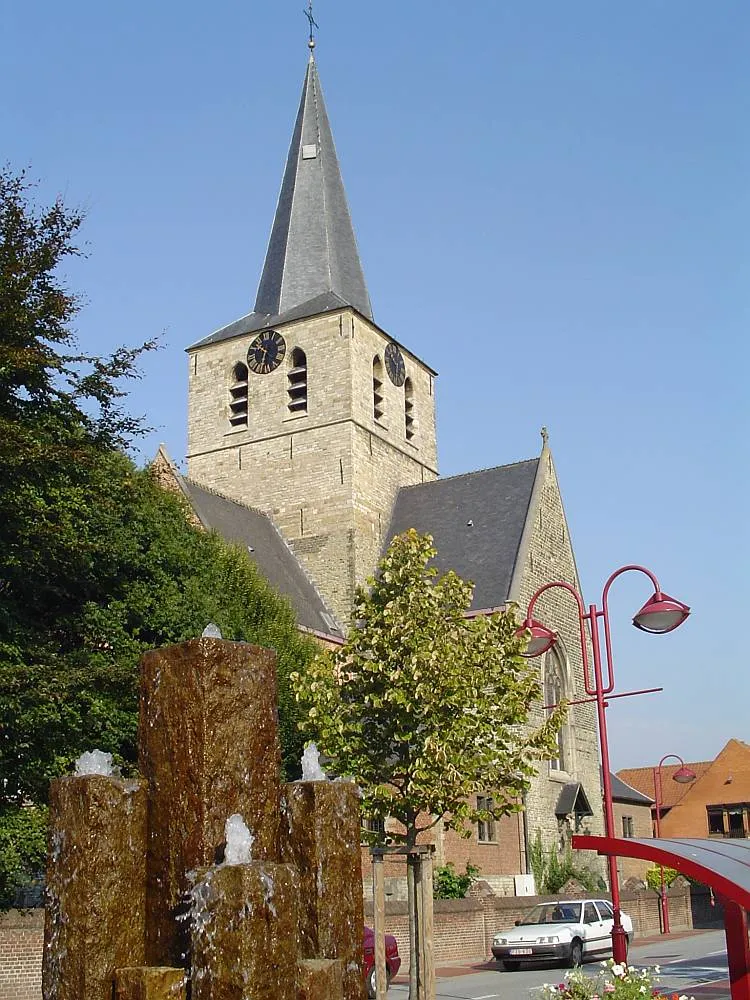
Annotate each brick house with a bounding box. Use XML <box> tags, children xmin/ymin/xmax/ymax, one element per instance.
<box><xmin>173</xmin><ymin>49</ymin><xmax>606</xmax><ymax>891</ymax></box>
<box><xmin>617</xmin><ymin>739</ymin><xmax>750</xmax><ymax>840</ymax></box>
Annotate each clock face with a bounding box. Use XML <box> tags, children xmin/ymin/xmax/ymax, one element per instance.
<box><xmin>247</xmin><ymin>330</ymin><xmax>286</xmax><ymax>374</ymax></box>
<box><xmin>385</xmin><ymin>342</ymin><xmax>406</xmax><ymax>386</ymax></box>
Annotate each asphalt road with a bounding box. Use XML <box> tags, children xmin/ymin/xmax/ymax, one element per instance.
<box><xmin>389</xmin><ymin>929</ymin><xmax>729</xmax><ymax>1000</ymax></box>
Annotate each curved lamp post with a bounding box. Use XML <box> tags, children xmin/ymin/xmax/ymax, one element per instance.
<box><xmin>518</xmin><ymin>565</ymin><xmax>690</xmax><ymax>964</ymax></box>
<box><xmin>653</xmin><ymin>754</ymin><xmax>696</xmax><ymax>934</ymax></box>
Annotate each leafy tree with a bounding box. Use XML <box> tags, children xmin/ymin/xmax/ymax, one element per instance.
<box><xmin>292</xmin><ymin>529</ymin><xmax>564</xmax><ymax>845</ymax></box>
<box><xmin>0</xmin><ymin>806</ymin><xmax>47</xmax><ymax>910</ymax></box>
<box><xmin>0</xmin><ymin>169</ymin><xmax>316</xmax><ymax>905</ymax></box>
<box><xmin>292</xmin><ymin>529</ymin><xmax>565</xmax><ymax>997</ymax></box>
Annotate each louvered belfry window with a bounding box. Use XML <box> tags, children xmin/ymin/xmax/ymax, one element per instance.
<box><xmin>287</xmin><ymin>347</ymin><xmax>308</xmax><ymax>414</ymax></box>
<box><xmin>229</xmin><ymin>362</ymin><xmax>249</xmax><ymax>426</ymax></box>
<box><xmin>373</xmin><ymin>356</ymin><xmax>384</xmax><ymax>422</ymax></box>
<box><xmin>404</xmin><ymin>377</ymin><xmax>415</xmax><ymax>440</ymax></box>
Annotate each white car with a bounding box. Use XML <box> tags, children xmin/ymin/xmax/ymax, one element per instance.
<box><xmin>491</xmin><ymin>899</ymin><xmax>633</xmax><ymax>971</ymax></box>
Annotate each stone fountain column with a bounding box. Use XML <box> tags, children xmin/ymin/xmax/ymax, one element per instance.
<box><xmin>42</xmin><ymin>775</ymin><xmax>147</xmax><ymax>1000</ymax></box>
<box><xmin>190</xmin><ymin>861</ymin><xmax>299</xmax><ymax>1000</ymax></box>
<box><xmin>282</xmin><ymin>781</ymin><xmax>365</xmax><ymax>1000</ymax></box>
<box><xmin>138</xmin><ymin>638</ymin><xmax>281</xmax><ymax>967</ymax></box>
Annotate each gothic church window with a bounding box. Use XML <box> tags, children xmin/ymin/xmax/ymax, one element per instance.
<box><xmin>229</xmin><ymin>362</ymin><xmax>249</xmax><ymax>427</ymax></box>
<box><xmin>404</xmin><ymin>377</ymin><xmax>415</xmax><ymax>441</ymax></box>
<box><xmin>287</xmin><ymin>347</ymin><xmax>308</xmax><ymax>414</ymax></box>
<box><xmin>373</xmin><ymin>356</ymin><xmax>384</xmax><ymax>422</ymax></box>
<box><xmin>544</xmin><ymin>649</ymin><xmax>566</xmax><ymax>771</ymax></box>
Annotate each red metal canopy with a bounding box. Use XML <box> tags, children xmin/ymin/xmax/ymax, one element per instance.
<box><xmin>573</xmin><ymin>836</ymin><xmax>750</xmax><ymax>909</ymax></box>
<box><xmin>573</xmin><ymin>835</ymin><xmax>750</xmax><ymax>1000</ymax></box>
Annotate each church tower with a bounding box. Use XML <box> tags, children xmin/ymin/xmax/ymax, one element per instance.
<box><xmin>186</xmin><ymin>50</ymin><xmax>438</xmax><ymax>625</ymax></box>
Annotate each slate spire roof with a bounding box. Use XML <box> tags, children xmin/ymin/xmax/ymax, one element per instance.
<box><xmin>189</xmin><ymin>54</ymin><xmax>373</xmax><ymax>351</ymax></box>
<box><xmin>255</xmin><ymin>54</ymin><xmax>373</xmax><ymax>322</ymax></box>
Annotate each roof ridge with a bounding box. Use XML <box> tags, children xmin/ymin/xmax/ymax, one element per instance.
<box><xmin>399</xmin><ymin>457</ymin><xmax>538</xmax><ymax>491</ymax></box>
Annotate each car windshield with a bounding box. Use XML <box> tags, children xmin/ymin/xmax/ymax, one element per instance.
<box><xmin>518</xmin><ymin>902</ymin><xmax>582</xmax><ymax>925</ymax></box>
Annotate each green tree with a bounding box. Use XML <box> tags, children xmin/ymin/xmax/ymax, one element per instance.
<box><xmin>292</xmin><ymin>528</ymin><xmax>565</xmax><ymax>997</ymax></box>
<box><xmin>0</xmin><ymin>169</ymin><xmax>316</xmax><ymax>906</ymax></box>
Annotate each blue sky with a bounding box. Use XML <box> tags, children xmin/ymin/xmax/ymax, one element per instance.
<box><xmin>3</xmin><ymin>1</ymin><xmax>748</xmax><ymax>770</ymax></box>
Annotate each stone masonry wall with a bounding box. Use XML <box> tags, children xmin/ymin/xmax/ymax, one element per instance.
<box><xmin>513</xmin><ymin>450</ymin><xmax>606</xmax><ymax>876</ymax></box>
<box><xmin>187</xmin><ymin>308</ymin><xmax>437</xmax><ymax>624</ymax></box>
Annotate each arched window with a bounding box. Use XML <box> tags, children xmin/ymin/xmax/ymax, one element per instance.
<box><xmin>287</xmin><ymin>347</ymin><xmax>307</xmax><ymax>414</ymax></box>
<box><xmin>229</xmin><ymin>362</ymin><xmax>249</xmax><ymax>427</ymax></box>
<box><xmin>544</xmin><ymin>649</ymin><xmax>566</xmax><ymax>771</ymax></box>
<box><xmin>372</xmin><ymin>356</ymin><xmax>384</xmax><ymax>422</ymax></box>
<box><xmin>404</xmin><ymin>377</ymin><xmax>415</xmax><ymax>441</ymax></box>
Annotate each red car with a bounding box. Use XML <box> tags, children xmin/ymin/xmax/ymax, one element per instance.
<box><xmin>363</xmin><ymin>925</ymin><xmax>401</xmax><ymax>997</ymax></box>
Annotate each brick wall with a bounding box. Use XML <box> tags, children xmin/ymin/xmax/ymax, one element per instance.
<box><xmin>363</xmin><ymin>886</ymin><xmax>693</xmax><ymax>971</ymax></box>
<box><xmin>0</xmin><ymin>885</ymin><xmax>693</xmax><ymax>997</ymax></box>
<box><xmin>0</xmin><ymin>910</ymin><xmax>43</xmax><ymax>1000</ymax></box>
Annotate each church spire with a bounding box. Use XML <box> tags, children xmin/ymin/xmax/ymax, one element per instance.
<box><xmin>253</xmin><ymin>54</ymin><xmax>373</xmax><ymax>322</ymax></box>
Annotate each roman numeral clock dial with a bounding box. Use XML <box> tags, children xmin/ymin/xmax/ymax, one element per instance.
<box><xmin>385</xmin><ymin>342</ymin><xmax>406</xmax><ymax>386</ymax></box>
<box><xmin>247</xmin><ymin>330</ymin><xmax>286</xmax><ymax>374</ymax></box>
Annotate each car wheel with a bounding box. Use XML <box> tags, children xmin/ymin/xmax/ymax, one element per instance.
<box><xmin>567</xmin><ymin>939</ymin><xmax>583</xmax><ymax>968</ymax></box>
<box><xmin>503</xmin><ymin>961</ymin><xmax>520</xmax><ymax>972</ymax></box>
<box><xmin>367</xmin><ymin>964</ymin><xmax>391</xmax><ymax>997</ymax></box>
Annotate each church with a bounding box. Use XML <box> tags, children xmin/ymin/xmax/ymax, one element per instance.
<box><xmin>155</xmin><ymin>43</ymin><xmax>605</xmax><ymax>892</ymax></box>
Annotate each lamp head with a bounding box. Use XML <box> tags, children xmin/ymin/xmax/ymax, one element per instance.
<box><xmin>517</xmin><ymin>619</ymin><xmax>558</xmax><ymax>658</ymax></box>
<box><xmin>633</xmin><ymin>591</ymin><xmax>690</xmax><ymax>634</ymax></box>
<box><xmin>673</xmin><ymin>765</ymin><xmax>696</xmax><ymax>784</ymax></box>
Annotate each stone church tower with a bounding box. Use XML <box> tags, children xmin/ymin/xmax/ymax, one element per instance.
<box><xmin>187</xmin><ymin>54</ymin><xmax>438</xmax><ymax>624</ymax></box>
<box><xmin>180</xmin><ymin>43</ymin><xmax>607</xmax><ymax>887</ymax></box>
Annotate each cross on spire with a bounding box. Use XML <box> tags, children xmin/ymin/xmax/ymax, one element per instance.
<box><xmin>304</xmin><ymin>1</ymin><xmax>319</xmax><ymax>51</ymax></box>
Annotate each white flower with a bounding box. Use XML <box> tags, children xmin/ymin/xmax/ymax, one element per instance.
<box><xmin>640</xmin><ymin>987</ymin><xmax>647</xmax><ymax>993</ymax></box>
<box><xmin>611</xmin><ymin>964</ymin><xmax>626</xmax><ymax>978</ymax></box>
<box><xmin>654</xmin><ymin>967</ymin><xmax>660</xmax><ymax>974</ymax></box>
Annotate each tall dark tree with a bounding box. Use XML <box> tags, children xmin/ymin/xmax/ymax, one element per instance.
<box><xmin>0</xmin><ymin>169</ymin><xmax>316</xmax><ymax>907</ymax></box>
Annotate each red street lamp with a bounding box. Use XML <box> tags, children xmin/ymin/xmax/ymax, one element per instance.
<box><xmin>517</xmin><ymin>565</ymin><xmax>690</xmax><ymax>965</ymax></box>
<box><xmin>653</xmin><ymin>754</ymin><xmax>697</xmax><ymax>934</ymax></box>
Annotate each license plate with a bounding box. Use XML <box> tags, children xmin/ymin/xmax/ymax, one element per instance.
<box><xmin>509</xmin><ymin>948</ymin><xmax>533</xmax><ymax>955</ymax></box>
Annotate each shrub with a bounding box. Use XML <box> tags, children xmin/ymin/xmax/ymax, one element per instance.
<box><xmin>433</xmin><ymin>862</ymin><xmax>481</xmax><ymax>899</ymax></box>
<box><xmin>529</xmin><ymin>829</ymin><xmax>606</xmax><ymax>894</ymax></box>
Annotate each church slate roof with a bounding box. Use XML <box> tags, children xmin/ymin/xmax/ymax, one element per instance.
<box><xmin>385</xmin><ymin>459</ymin><xmax>539</xmax><ymax>612</ymax></box>
<box><xmin>178</xmin><ymin>477</ymin><xmax>343</xmax><ymax>639</ymax></box>
<box><xmin>189</xmin><ymin>56</ymin><xmax>372</xmax><ymax>352</ymax></box>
